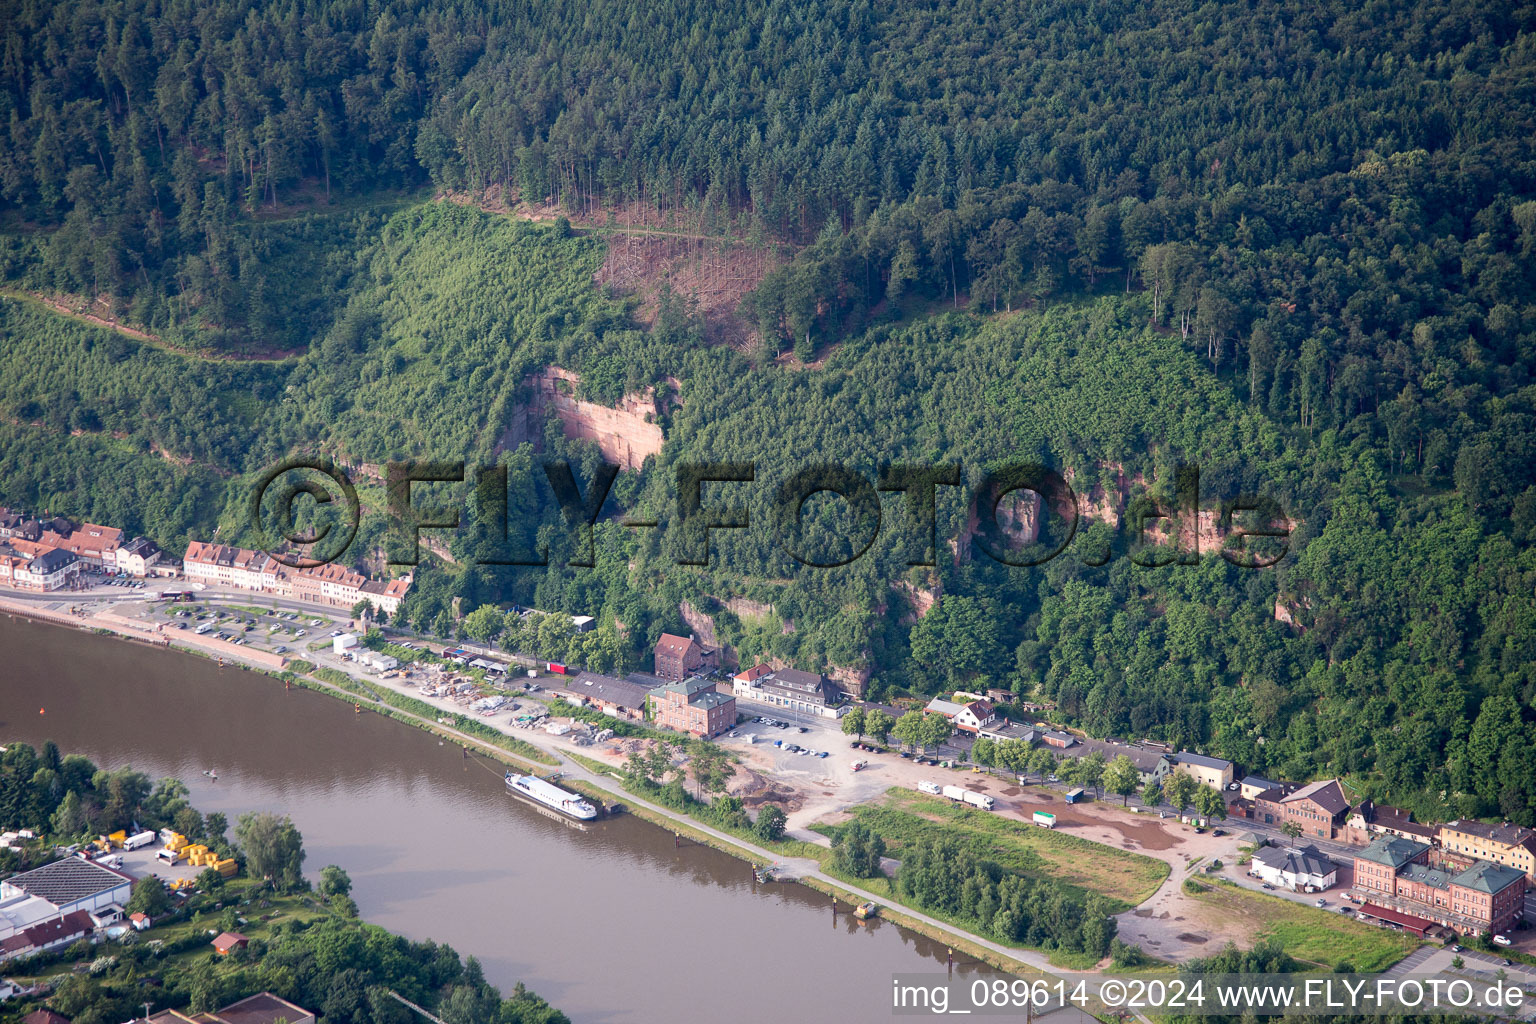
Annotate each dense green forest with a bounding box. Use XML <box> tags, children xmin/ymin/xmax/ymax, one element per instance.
<box><xmin>1</xmin><ymin>0</ymin><xmax>1534</xmax><ymax>828</ymax></box>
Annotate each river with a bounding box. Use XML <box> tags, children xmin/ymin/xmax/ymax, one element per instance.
<box><xmin>0</xmin><ymin>614</ymin><xmax>993</xmax><ymax>1022</ymax></box>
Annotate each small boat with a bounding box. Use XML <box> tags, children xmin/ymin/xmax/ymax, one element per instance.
<box><xmin>854</xmin><ymin>901</ymin><xmax>878</xmax><ymax>920</ymax></box>
<box><xmin>202</xmin><ymin>769</ymin><xmax>218</xmax><ymax>780</ymax></box>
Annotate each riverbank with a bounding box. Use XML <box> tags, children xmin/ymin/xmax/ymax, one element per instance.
<box><xmin>0</xmin><ymin>736</ymin><xmax>570</xmax><ymax>1023</ymax></box>
<box><xmin>0</xmin><ymin>592</ymin><xmax>1099</xmax><ymax>978</ymax></box>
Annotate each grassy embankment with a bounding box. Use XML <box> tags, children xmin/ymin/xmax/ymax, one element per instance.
<box><xmin>1181</xmin><ymin>878</ymin><xmax>1420</xmax><ymax>972</ymax></box>
<box><xmin>817</xmin><ymin>789</ymin><xmax>1170</xmax><ymax>909</ymax></box>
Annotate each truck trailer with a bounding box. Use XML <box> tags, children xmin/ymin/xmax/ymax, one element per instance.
<box><xmin>941</xmin><ymin>784</ymin><xmax>967</xmax><ymax>802</ymax></box>
<box><xmin>123</xmin><ymin>830</ymin><xmax>157</xmax><ymax>851</ymax></box>
<box><xmin>1033</xmin><ymin>811</ymin><xmax>1057</xmax><ymax>828</ymax></box>
<box><xmin>962</xmin><ymin>791</ymin><xmax>995</xmax><ymax>811</ymax></box>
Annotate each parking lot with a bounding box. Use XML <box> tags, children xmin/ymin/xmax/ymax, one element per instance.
<box><xmin>135</xmin><ymin>598</ymin><xmax>344</xmax><ymax>657</ymax></box>
<box><xmin>733</xmin><ymin>715</ymin><xmax>835</xmax><ymax>761</ymax></box>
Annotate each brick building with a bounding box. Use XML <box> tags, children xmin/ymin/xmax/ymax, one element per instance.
<box><xmin>654</xmin><ymin>633</ymin><xmax>710</xmax><ymax>681</ymax></box>
<box><xmin>1353</xmin><ymin>836</ymin><xmax>1527</xmax><ymax>937</ymax></box>
<box><xmin>647</xmin><ymin>676</ymin><xmax>735</xmax><ymax>738</ymax></box>
<box><xmin>1253</xmin><ymin>778</ymin><xmax>1349</xmax><ymax>839</ymax></box>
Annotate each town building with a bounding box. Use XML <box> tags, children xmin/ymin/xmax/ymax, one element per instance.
<box><xmin>1342</xmin><ymin>800</ymin><xmax>1436</xmax><ymax>846</ymax></box>
<box><xmin>1436</xmin><ymin>820</ymin><xmax>1536</xmax><ymax>882</ymax></box>
<box><xmin>183</xmin><ymin>542</ymin><xmax>282</xmax><ymax>592</ymax></box>
<box><xmin>21</xmin><ymin>1009</ymin><xmax>71</xmax><ymax>1024</ymax></box>
<box><xmin>1239</xmin><ymin>775</ymin><xmax>1276</xmax><ymax>801</ymax></box>
<box><xmin>1251</xmin><ymin>844</ymin><xmax>1337</xmax><ymax>891</ymax></box>
<box><xmin>1253</xmin><ymin>779</ymin><xmax>1349</xmax><ymax>839</ymax></box>
<box><xmin>1039</xmin><ymin>729</ymin><xmax>1077</xmax><ymax>749</ymax></box>
<box><xmin>977</xmin><ymin>721</ymin><xmax>1037</xmax><ymax>744</ymax></box>
<box><xmin>653</xmin><ymin>633</ymin><xmax>709</xmax><ymax>681</ymax></box>
<box><xmin>734</xmin><ymin>667</ymin><xmax>844</xmax><ymax>719</ymax></box>
<box><xmin>952</xmin><ymin>700</ymin><xmax>997</xmax><ymax>733</ymax></box>
<box><xmin>0</xmin><ymin>857</ymin><xmax>133</xmax><ymax>928</ymax></box>
<box><xmin>647</xmin><ymin>675</ymin><xmax>735</xmax><ymax>738</ymax></box>
<box><xmin>357</xmin><ymin>576</ymin><xmax>411</xmax><ymax>617</ymax></box>
<box><xmin>41</xmin><ymin>522</ymin><xmax>121</xmax><ymax>569</ymax></box>
<box><xmin>182</xmin><ymin>539</ymin><xmax>411</xmax><ymax>612</ymax></box>
<box><xmin>1166</xmin><ymin>752</ymin><xmax>1235</xmax><ymax>790</ymax></box>
<box><xmin>923</xmin><ymin>697</ymin><xmax>965</xmax><ymax>719</ymax></box>
<box><xmin>115</xmin><ymin>536</ymin><xmax>162</xmax><ymax>576</ymax></box>
<box><xmin>11</xmin><ymin>547</ymin><xmax>81</xmax><ymax>591</ymax></box>
<box><xmin>0</xmin><ymin>910</ymin><xmax>95</xmax><ymax>961</ymax></box>
<box><xmin>568</xmin><ymin>672</ymin><xmax>652</xmax><ymax>720</ymax></box>
<box><xmin>148</xmin><ymin>991</ymin><xmax>316</xmax><ymax>1024</ymax></box>
<box><xmin>1352</xmin><ymin>836</ymin><xmax>1527</xmax><ymax>937</ymax></box>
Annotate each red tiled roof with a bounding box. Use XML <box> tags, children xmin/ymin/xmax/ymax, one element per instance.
<box><xmin>23</xmin><ymin>1010</ymin><xmax>74</xmax><ymax>1024</ymax></box>
<box><xmin>212</xmin><ymin>930</ymin><xmax>248</xmax><ymax>952</ymax></box>
<box><xmin>656</xmin><ymin>633</ymin><xmax>696</xmax><ymax>656</ymax></box>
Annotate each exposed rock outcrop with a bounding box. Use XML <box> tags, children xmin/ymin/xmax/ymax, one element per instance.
<box><xmin>505</xmin><ymin>367</ymin><xmax>666</xmax><ymax>470</ymax></box>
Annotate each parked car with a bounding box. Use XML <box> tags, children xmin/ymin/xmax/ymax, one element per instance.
<box><xmin>1314</xmin><ymin>898</ymin><xmax>1327</xmax><ymax>907</ymax></box>
<box><xmin>1262</xmin><ymin>884</ymin><xmax>1275</xmax><ymax>890</ymax></box>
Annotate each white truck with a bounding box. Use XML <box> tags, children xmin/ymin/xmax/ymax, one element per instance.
<box><xmin>918</xmin><ymin>780</ymin><xmax>942</xmax><ymax>795</ymax></box>
<box><xmin>941</xmin><ymin>784</ymin><xmax>967</xmax><ymax>802</ymax></box>
<box><xmin>123</xmin><ymin>830</ymin><xmax>157</xmax><ymax>851</ymax></box>
<box><xmin>1033</xmin><ymin>811</ymin><xmax>1057</xmax><ymax>828</ymax></box>
<box><xmin>962</xmin><ymin>791</ymin><xmax>995</xmax><ymax>811</ymax></box>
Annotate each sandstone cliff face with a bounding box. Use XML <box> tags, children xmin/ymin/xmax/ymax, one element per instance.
<box><xmin>506</xmin><ymin>367</ymin><xmax>666</xmax><ymax>470</ymax></box>
<box><xmin>893</xmin><ymin>579</ymin><xmax>940</xmax><ymax>623</ymax></box>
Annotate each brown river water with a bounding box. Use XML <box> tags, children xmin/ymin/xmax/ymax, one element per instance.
<box><xmin>0</xmin><ymin>614</ymin><xmax>994</xmax><ymax>1022</ymax></box>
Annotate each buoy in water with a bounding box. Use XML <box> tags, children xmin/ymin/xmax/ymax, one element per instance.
<box><xmin>38</xmin><ymin>708</ymin><xmax>44</xmax><ymax>715</ymax></box>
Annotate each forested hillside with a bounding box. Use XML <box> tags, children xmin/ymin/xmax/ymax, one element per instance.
<box><xmin>1</xmin><ymin>0</ymin><xmax>1534</xmax><ymax>825</ymax></box>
